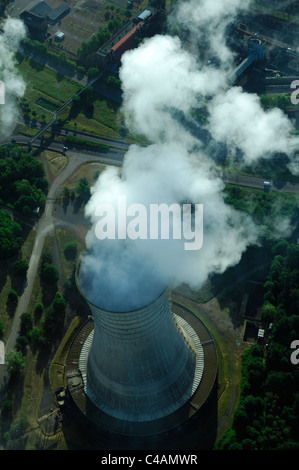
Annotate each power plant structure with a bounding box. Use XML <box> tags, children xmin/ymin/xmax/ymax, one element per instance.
<box><xmin>64</xmin><ymin>263</ymin><xmax>218</xmax><ymax>449</ymax></box>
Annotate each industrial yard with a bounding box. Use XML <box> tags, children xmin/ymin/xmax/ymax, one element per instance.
<box><xmin>14</xmin><ymin>0</ymin><xmax>158</xmax><ymax>54</ymax></box>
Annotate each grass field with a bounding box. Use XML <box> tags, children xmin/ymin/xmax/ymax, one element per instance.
<box><xmin>17</xmin><ymin>58</ymin><xmax>81</xmax><ymax>119</ymax></box>
<box><xmin>17</xmin><ymin>57</ymin><xmax>125</xmax><ymax>140</ymax></box>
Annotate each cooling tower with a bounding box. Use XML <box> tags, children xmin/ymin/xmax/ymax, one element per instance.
<box><xmin>77</xmin><ymin>280</ymin><xmax>200</xmax><ymax>423</ymax></box>
<box><xmin>65</xmin><ymin>266</ymin><xmax>218</xmax><ymax>446</ymax></box>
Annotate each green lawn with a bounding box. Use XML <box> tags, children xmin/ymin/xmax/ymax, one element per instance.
<box><xmin>18</xmin><ymin>58</ymin><xmax>81</xmax><ymax>106</ymax></box>
<box><xmin>17</xmin><ymin>58</ymin><xmax>127</xmax><ymax>140</ymax></box>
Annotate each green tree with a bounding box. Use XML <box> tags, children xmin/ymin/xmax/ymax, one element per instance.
<box><xmin>20</xmin><ymin>312</ymin><xmax>33</xmax><ymax>336</ymax></box>
<box><xmin>15</xmin><ymin>335</ymin><xmax>29</xmax><ymax>354</ymax></box>
<box><xmin>87</xmin><ymin>67</ymin><xmax>100</xmax><ymax>80</ymax></box>
<box><xmin>64</xmin><ymin>241</ymin><xmax>78</xmax><ymax>260</ymax></box>
<box><xmin>286</xmin><ymin>244</ymin><xmax>299</xmax><ymax>270</ymax></box>
<box><xmin>0</xmin><ymin>210</ymin><xmax>23</xmax><ymax>259</ymax></box>
<box><xmin>233</xmin><ymin>406</ymin><xmax>249</xmax><ymax>440</ymax></box>
<box><xmin>12</xmin><ymin>259</ymin><xmax>29</xmax><ymax>276</ymax></box>
<box><xmin>5</xmin><ymin>350</ymin><xmax>26</xmax><ymax>375</ymax></box>
<box><xmin>272</xmin><ymin>240</ymin><xmax>289</xmax><ymax>256</ymax></box>
<box><xmin>28</xmin><ymin>327</ymin><xmax>44</xmax><ymax>345</ymax></box>
<box><xmin>75</xmin><ymin>178</ymin><xmax>90</xmax><ymax>200</ymax></box>
<box><xmin>42</xmin><ymin>263</ymin><xmax>59</xmax><ymax>284</ymax></box>
<box><xmin>261</xmin><ymin>302</ymin><xmax>276</xmax><ymax>323</ymax></box>
<box><xmin>8</xmin><ymin>289</ymin><xmax>18</xmax><ymax>302</ymax></box>
<box><xmin>1</xmin><ymin>399</ymin><xmax>13</xmax><ymax>418</ymax></box>
<box><xmin>34</xmin><ymin>302</ymin><xmax>43</xmax><ymax>316</ymax></box>
<box><xmin>42</xmin><ymin>309</ymin><xmax>55</xmax><ymax>338</ymax></box>
<box><xmin>52</xmin><ymin>295</ymin><xmax>66</xmax><ymax>315</ymax></box>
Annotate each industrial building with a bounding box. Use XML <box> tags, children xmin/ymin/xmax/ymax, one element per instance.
<box><xmin>62</xmin><ymin>264</ymin><xmax>218</xmax><ymax>449</ymax></box>
<box><xmin>20</xmin><ymin>10</ymin><xmax>48</xmax><ymax>40</ymax></box>
<box><xmin>225</xmin><ymin>0</ymin><xmax>299</xmax><ymax>91</ymax></box>
<box><xmin>96</xmin><ymin>7</ymin><xmax>162</xmax><ymax>68</ymax></box>
<box><xmin>110</xmin><ymin>22</ymin><xmax>145</xmax><ymax>66</ymax></box>
<box><xmin>28</xmin><ymin>1</ymin><xmax>70</xmax><ymax>25</ymax></box>
<box><xmin>227</xmin><ymin>29</ymin><xmax>269</xmax><ymax>83</ymax></box>
<box><xmin>20</xmin><ymin>0</ymin><xmax>70</xmax><ymax>39</ymax></box>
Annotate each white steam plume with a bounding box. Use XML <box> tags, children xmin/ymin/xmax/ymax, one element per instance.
<box><xmin>171</xmin><ymin>0</ymin><xmax>251</xmax><ymax>68</ymax></box>
<box><xmin>208</xmin><ymin>86</ymin><xmax>299</xmax><ymax>173</ymax></box>
<box><xmin>120</xmin><ymin>34</ymin><xmax>224</xmax><ymax>144</ymax></box>
<box><xmin>0</xmin><ymin>18</ymin><xmax>26</xmax><ymax>140</ymax></box>
<box><xmin>79</xmin><ymin>0</ymin><xmax>298</xmax><ymax>311</ymax></box>
<box><xmin>81</xmin><ymin>142</ymin><xmax>260</xmax><ymax>311</ymax></box>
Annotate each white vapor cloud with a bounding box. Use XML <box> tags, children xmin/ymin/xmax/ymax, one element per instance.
<box><xmin>120</xmin><ymin>34</ymin><xmax>224</xmax><ymax>144</ymax></box>
<box><xmin>81</xmin><ymin>141</ymin><xmax>260</xmax><ymax>311</ymax></box>
<box><xmin>208</xmin><ymin>86</ymin><xmax>299</xmax><ymax>166</ymax></box>
<box><xmin>79</xmin><ymin>0</ymin><xmax>299</xmax><ymax>311</ymax></box>
<box><xmin>171</xmin><ymin>0</ymin><xmax>251</xmax><ymax>68</ymax></box>
<box><xmin>0</xmin><ymin>18</ymin><xmax>26</xmax><ymax>140</ymax></box>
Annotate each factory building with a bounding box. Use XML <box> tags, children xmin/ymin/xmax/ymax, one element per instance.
<box><xmin>20</xmin><ymin>10</ymin><xmax>48</xmax><ymax>40</ymax></box>
<box><xmin>110</xmin><ymin>22</ymin><xmax>145</xmax><ymax>66</ymax></box>
<box><xmin>96</xmin><ymin>7</ymin><xmax>162</xmax><ymax>69</ymax></box>
<box><xmin>20</xmin><ymin>0</ymin><xmax>70</xmax><ymax>39</ymax></box>
<box><xmin>28</xmin><ymin>1</ymin><xmax>70</xmax><ymax>25</ymax></box>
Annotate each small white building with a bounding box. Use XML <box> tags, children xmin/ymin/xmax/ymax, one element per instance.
<box><xmin>55</xmin><ymin>31</ymin><xmax>65</xmax><ymax>41</ymax></box>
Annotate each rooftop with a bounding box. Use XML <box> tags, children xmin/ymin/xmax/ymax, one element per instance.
<box><xmin>30</xmin><ymin>1</ymin><xmax>52</xmax><ymax>18</ymax></box>
<box><xmin>29</xmin><ymin>1</ymin><xmax>70</xmax><ymax>24</ymax></box>
<box><xmin>111</xmin><ymin>23</ymin><xmax>143</xmax><ymax>52</ymax></box>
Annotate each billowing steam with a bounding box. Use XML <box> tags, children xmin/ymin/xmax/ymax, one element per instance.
<box><xmin>79</xmin><ymin>0</ymin><xmax>299</xmax><ymax>311</ymax></box>
<box><xmin>80</xmin><ymin>141</ymin><xmax>260</xmax><ymax>311</ymax></box>
<box><xmin>0</xmin><ymin>18</ymin><xmax>26</xmax><ymax>140</ymax></box>
<box><xmin>208</xmin><ymin>86</ymin><xmax>299</xmax><ymax>171</ymax></box>
<box><xmin>172</xmin><ymin>0</ymin><xmax>251</xmax><ymax>68</ymax></box>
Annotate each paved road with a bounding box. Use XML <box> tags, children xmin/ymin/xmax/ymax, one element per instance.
<box><xmin>223</xmin><ymin>171</ymin><xmax>299</xmax><ymax>193</ymax></box>
<box><xmin>10</xmin><ymin>125</ymin><xmax>130</xmax><ymax>152</ymax></box>
<box><xmin>16</xmin><ymin>132</ymin><xmax>299</xmax><ymax>193</ymax></box>
<box><xmin>9</xmin><ymin>133</ymin><xmax>125</xmax><ymax>166</ymax></box>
